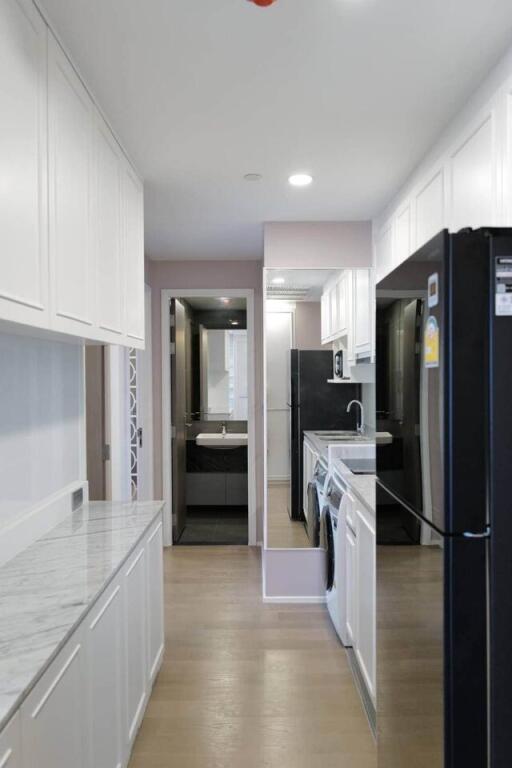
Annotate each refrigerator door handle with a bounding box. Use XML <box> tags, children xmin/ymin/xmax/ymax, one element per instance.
<box><xmin>463</xmin><ymin>526</ymin><xmax>491</xmax><ymax>539</ymax></box>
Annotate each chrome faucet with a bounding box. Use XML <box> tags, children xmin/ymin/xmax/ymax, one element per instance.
<box><xmin>221</xmin><ymin>422</ymin><xmax>227</xmax><ymax>436</ymax></box>
<box><xmin>347</xmin><ymin>400</ymin><xmax>365</xmax><ymax>435</ymax></box>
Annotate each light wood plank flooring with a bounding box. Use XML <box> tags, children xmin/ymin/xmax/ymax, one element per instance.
<box><xmin>129</xmin><ymin>546</ymin><xmax>376</xmax><ymax>768</ymax></box>
<box><xmin>267</xmin><ymin>482</ymin><xmax>310</xmax><ymax>548</ymax></box>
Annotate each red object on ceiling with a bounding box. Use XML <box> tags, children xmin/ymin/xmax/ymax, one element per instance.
<box><xmin>248</xmin><ymin>0</ymin><xmax>277</xmax><ymax>6</ymax></box>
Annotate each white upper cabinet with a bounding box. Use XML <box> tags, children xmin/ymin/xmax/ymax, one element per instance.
<box><xmin>48</xmin><ymin>32</ymin><xmax>95</xmax><ymax>336</ymax></box>
<box><xmin>450</xmin><ymin>112</ymin><xmax>496</xmax><ymax>232</ymax></box>
<box><xmin>0</xmin><ymin>0</ymin><xmax>48</xmax><ymax>328</ymax></box>
<box><xmin>320</xmin><ymin>290</ymin><xmax>330</xmax><ymax>342</ymax></box>
<box><xmin>374</xmin><ymin>220</ymin><xmax>394</xmax><ymax>282</ymax></box>
<box><xmin>395</xmin><ymin>204</ymin><xmax>411</xmax><ymax>266</ymax></box>
<box><xmin>0</xmin><ymin>1</ymin><xmax>145</xmax><ymax>347</ymax></box>
<box><xmin>123</xmin><ymin>163</ymin><xmax>145</xmax><ymax>346</ymax></box>
<box><xmin>95</xmin><ymin>113</ymin><xmax>123</xmax><ymax>341</ymax></box>
<box><xmin>415</xmin><ymin>167</ymin><xmax>445</xmax><ymax>250</ymax></box>
<box><xmin>353</xmin><ymin>269</ymin><xmax>372</xmax><ymax>358</ymax></box>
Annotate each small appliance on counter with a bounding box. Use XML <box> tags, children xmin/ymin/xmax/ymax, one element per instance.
<box><xmin>334</xmin><ymin>350</ymin><xmax>344</xmax><ymax>378</ymax></box>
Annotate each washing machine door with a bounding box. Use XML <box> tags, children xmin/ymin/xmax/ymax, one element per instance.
<box><xmin>325</xmin><ymin>508</ymin><xmax>336</xmax><ymax>591</ymax></box>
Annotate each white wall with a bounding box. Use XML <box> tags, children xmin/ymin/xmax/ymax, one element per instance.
<box><xmin>0</xmin><ymin>333</ymin><xmax>85</xmax><ymax>532</ymax></box>
<box><xmin>294</xmin><ymin>301</ymin><xmax>323</xmax><ymax>350</ymax></box>
<box><xmin>373</xmin><ymin>39</ymin><xmax>512</xmax><ymax>277</ymax></box>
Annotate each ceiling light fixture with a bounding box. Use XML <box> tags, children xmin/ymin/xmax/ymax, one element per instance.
<box><xmin>219</xmin><ymin>297</ymin><xmax>230</xmax><ymax>304</ymax></box>
<box><xmin>289</xmin><ymin>173</ymin><xmax>313</xmax><ymax>187</ymax></box>
<box><xmin>230</xmin><ymin>320</ymin><xmax>239</xmax><ymax>326</ymax></box>
<box><xmin>247</xmin><ymin>0</ymin><xmax>278</xmax><ymax>7</ymax></box>
<box><xmin>244</xmin><ymin>173</ymin><xmax>263</xmax><ymax>182</ymax></box>
<box><xmin>272</xmin><ymin>277</ymin><xmax>285</xmax><ymax>285</ymax></box>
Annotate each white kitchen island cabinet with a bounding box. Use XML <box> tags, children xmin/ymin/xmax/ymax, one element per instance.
<box><xmin>0</xmin><ymin>0</ymin><xmax>145</xmax><ymax>348</ymax></box>
<box><xmin>0</xmin><ymin>503</ymin><xmax>164</xmax><ymax>768</ymax></box>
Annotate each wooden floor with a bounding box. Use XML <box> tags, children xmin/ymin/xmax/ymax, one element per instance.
<box><xmin>267</xmin><ymin>482</ymin><xmax>310</xmax><ymax>548</ymax></box>
<box><xmin>129</xmin><ymin>546</ymin><xmax>376</xmax><ymax>768</ymax></box>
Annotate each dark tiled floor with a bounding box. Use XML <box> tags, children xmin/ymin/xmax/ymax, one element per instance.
<box><xmin>177</xmin><ymin>506</ymin><xmax>248</xmax><ymax>545</ymax></box>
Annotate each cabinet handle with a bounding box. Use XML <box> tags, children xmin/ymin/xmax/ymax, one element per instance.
<box><xmin>0</xmin><ymin>749</ymin><xmax>13</xmax><ymax>768</ymax></box>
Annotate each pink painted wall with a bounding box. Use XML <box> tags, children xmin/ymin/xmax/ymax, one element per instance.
<box><xmin>264</xmin><ymin>221</ymin><xmax>372</xmax><ymax>269</ymax></box>
<box><xmin>295</xmin><ymin>301</ymin><xmax>323</xmax><ymax>350</ymax></box>
<box><xmin>148</xmin><ymin>259</ymin><xmax>264</xmax><ymax>540</ymax></box>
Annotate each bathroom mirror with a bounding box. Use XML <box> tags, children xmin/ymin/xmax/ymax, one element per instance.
<box><xmin>200</xmin><ymin>328</ymin><xmax>248</xmax><ymax>421</ymax></box>
<box><xmin>264</xmin><ymin>268</ymin><xmax>372</xmax><ymax>549</ymax></box>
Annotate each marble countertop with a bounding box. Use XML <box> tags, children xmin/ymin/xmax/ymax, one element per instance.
<box><xmin>0</xmin><ymin>500</ymin><xmax>164</xmax><ymax>732</ymax></box>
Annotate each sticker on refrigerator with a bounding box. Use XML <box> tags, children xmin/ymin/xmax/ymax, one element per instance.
<box><xmin>428</xmin><ymin>273</ymin><xmax>439</xmax><ymax>308</ymax></box>
<box><xmin>425</xmin><ymin>316</ymin><xmax>440</xmax><ymax>368</ymax></box>
<box><xmin>495</xmin><ymin>258</ymin><xmax>512</xmax><ymax>316</ymax></box>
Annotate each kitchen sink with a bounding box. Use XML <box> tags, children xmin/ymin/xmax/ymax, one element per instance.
<box><xmin>313</xmin><ymin>431</ymin><xmax>370</xmax><ymax>442</ymax></box>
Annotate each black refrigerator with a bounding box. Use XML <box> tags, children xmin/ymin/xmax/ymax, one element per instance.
<box><xmin>288</xmin><ymin>349</ymin><xmax>359</xmax><ymax>520</ymax></box>
<box><xmin>376</xmin><ymin>228</ymin><xmax>512</xmax><ymax>768</ymax></box>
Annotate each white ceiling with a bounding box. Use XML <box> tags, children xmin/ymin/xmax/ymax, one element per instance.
<box><xmin>40</xmin><ymin>0</ymin><xmax>512</xmax><ymax>261</ymax></box>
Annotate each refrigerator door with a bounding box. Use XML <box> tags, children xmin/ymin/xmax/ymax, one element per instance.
<box><xmin>377</xmin><ymin>487</ymin><xmax>487</xmax><ymax>768</ymax></box>
<box><xmin>377</xmin><ymin>230</ymin><xmax>489</xmax><ymax>535</ymax></box>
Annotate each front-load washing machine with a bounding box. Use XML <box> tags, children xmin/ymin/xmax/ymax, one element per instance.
<box><xmin>324</xmin><ymin>474</ymin><xmax>351</xmax><ymax>646</ymax></box>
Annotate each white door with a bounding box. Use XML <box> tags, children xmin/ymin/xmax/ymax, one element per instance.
<box><xmin>0</xmin><ymin>0</ymin><xmax>49</xmax><ymax>328</ymax></box>
<box><xmin>355</xmin><ymin>506</ymin><xmax>376</xmax><ymax>702</ymax></box>
<box><xmin>124</xmin><ymin>546</ymin><xmax>147</xmax><ymax>746</ymax></box>
<box><xmin>21</xmin><ymin>631</ymin><xmax>86</xmax><ymax>767</ymax></box>
<box><xmin>135</xmin><ymin>285</ymin><xmax>154</xmax><ymax>501</ymax></box>
<box><xmin>123</xmin><ymin>162</ymin><xmax>144</xmax><ymax>345</ymax></box>
<box><xmin>266</xmin><ymin>310</ymin><xmax>293</xmax><ymax>481</ymax></box>
<box><xmin>95</xmin><ymin>113</ymin><xmax>123</xmax><ymax>340</ymax></box>
<box><xmin>146</xmin><ymin>520</ymin><xmax>165</xmax><ymax>682</ymax></box>
<box><xmin>0</xmin><ymin>713</ymin><xmax>22</xmax><ymax>768</ymax></box>
<box><xmin>48</xmin><ymin>32</ymin><xmax>95</xmax><ymax>336</ymax></box>
<box><xmin>86</xmin><ymin>581</ymin><xmax>124</xmax><ymax>768</ymax></box>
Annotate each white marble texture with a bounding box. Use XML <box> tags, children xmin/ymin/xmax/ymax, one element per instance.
<box><xmin>0</xmin><ymin>500</ymin><xmax>164</xmax><ymax>732</ymax></box>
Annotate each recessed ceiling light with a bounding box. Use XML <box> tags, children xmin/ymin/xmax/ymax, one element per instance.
<box><xmin>219</xmin><ymin>297</ymin><xmax>230</xmax><ymax>304</ymax></box>
<box><xmin>272</xmin><ymin>277</ymin><xmax>285</xmax><ymax>285</ymax></box>
<box><xmin>288</xmin><ymin>173</ymin><xmax>313</xmax><ymax>187</ymax></box>
<box><xmin>244</xmin><ymin>173</ymin><xmax>263</xmax><ymax>182</ymax></box>
<box><xmin>230</xmin><ymin>320</ymin><xmax>239</xmax><ymax>326</ymax></box>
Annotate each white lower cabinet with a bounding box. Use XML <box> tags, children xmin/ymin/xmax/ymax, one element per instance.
<box><xmin>303</xmin><ymin>439</ymin><xmax>319</xmax><ymax>519</ymax></box>
<box><xmin>355</xmin><ymin>504</ymin><xmax>376</xmax><ymax>704</ymax></box>
<box><xmin>3</xmin><ymin>514</ymin><xmax>164</xmax><ymax>768</ymax></box>
<box><xmin>147</xmin><ymin>521</ymin><xmax>165</xmax><ymax>683</ymax></box>
<box><xmin>21</xmin><ymin>630</ymin><xmax>87</xmax><ymax>767</ymax></box>
<box><xmin>0</xmin><ymin>713</ymin><xmax>22</xmax><ymax>768</ymax></box>
<box><xmin>124</xmin><ymin>546</ymin><xmax>148</xmax><ymax>746</ymax></box>
<box><xmin>345</xmin><ymin>523</ymin><xmax>357</xmax><ymax>646</ymax></box>
<box><xmin>85</xmin><ymin>579</ymin><xmax>124</xmax><ymax>768</ymax></box>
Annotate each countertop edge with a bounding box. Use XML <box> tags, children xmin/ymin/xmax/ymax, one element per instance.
<box><xmin>0</xmin><ymin>501</ymin><xmax>164</xmax><ymax>733</ymax></box>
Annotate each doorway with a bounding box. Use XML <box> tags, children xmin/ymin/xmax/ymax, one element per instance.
<box><xmin>162</xmin><ymin>289</ymin><xmax>257</xmax><ymax>547</ymax></box>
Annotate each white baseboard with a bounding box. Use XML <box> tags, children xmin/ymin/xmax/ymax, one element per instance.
<box><xmin>263</xmin><ymin>595</ymin><xmax>327</xmax><ymax>604</ymax></box>
<box><xmin>0</xmin><ymin>480</ymin><xmax>88</xmax><ymax>568</ymax></box>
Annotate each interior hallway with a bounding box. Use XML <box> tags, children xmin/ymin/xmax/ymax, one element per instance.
<box><xmin>129</xmin><ymin>546</ymin><xmax>376</xmax><ymax>768</ymax></box>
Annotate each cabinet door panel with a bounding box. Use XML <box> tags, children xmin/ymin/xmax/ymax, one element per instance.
<box><xmin>0</xmin><ymin>712</ymin><xmax>21</xmax><ymax>768</ymax></box>
<box><xmin>395</xmin><ymin>204</ymin><xmax>411</xmax><ymax>264</ymax></box>
<box><xmin>415</xmin><ymin>168</ymin><xmax>445</xmax><ymax>249</ymax></box>
<box><xmin>124</xmin><ymin>546</ymin><xmax>147</xmax><ymax>744</ymax></box>
<box><xmin>123</xmin><ymin>164</ymin><xmax>144</xmax><ymax>344</ymax></box>
<box><xmin>22</xmin><ymin>633</ymin><xmax>86</xmax><ymax>768</ymax></box>
<box><xmin>0</xmin><ymin>0</ymin><xmax>48</xmax><ymax>326</ymax></box>
<box><xmin>48</xmin><ymin>34</ymin><xmax>94</xmax><ymax>333</ymax></box>
<box><xmin>320</xmin><ymin>291</ymin><xmax>330</xmax><ymax>342</ymax></box>
<box><xmin>147</xmin><ymin>520</ymin><xmax>165</xmax><ymax>682</ymax></box>
<box><xmin>86</xmin><ymin>581</ymin><xmax>124</xmax><ymax>768</ymax></box>
<box><xmin>355</xmin><ymin>508</ymin><xmax>376</xmax><ymax>702</ymax></box>
<box><xmin>345</xmin><ymin>526</ymin><xmax>357</xmax><ymax>646</ymax></box>
<box><xmin>450</xmin><ymin>114</ymin><xmax>495</xmax><ymax>231</ymax></box>
<box><xmin>353</xmin><ymin>269</ymin><xmax>371</xmax><ymax>355</ymax></box>
<box><xmin>96</xmin><ymin>117</ymin><xmax>123</xmax><ymax>338</ymax></box>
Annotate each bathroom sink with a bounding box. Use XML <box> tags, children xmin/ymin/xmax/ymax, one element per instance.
<box><xmin>313</xmin><ymin>431</ymin><xmax>370</xmax><ymax>442</ymax></box>
<box><xmin>196</xmin><ymin>433</ymin><xmax>248</xmax><ymax>449</ymax></box>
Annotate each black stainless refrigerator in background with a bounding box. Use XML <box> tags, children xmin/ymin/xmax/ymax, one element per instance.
<box><xmin>288</xmin><ymin>350</ymin><xmax>359</xmax><ymax>520</ymax></box>
<box><xmin>376</xmin><ymin>228</ymin><xmax>512</xmax><ymax>768</ymax></box>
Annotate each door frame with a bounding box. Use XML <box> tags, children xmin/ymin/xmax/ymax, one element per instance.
<box><xmin>161</xmin><ymin>288</ymin><xmax>257</xmax><ymax>547</ymax></box>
